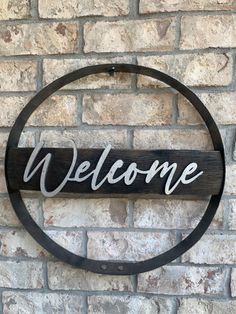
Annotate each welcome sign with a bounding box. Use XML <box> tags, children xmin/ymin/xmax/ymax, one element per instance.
<box><xmin>5</xmin><ymin>64</ymin><xmax>225</xmax><ymax>275</ymax></box>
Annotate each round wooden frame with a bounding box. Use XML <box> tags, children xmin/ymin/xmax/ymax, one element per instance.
<box><xmin>5</xmin><ymin>64</ymin><xmax>225</xmax><ymax>275</ymax></box>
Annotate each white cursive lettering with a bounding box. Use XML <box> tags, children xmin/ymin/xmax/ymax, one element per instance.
<box><xmin>23</xmin><ymin>142</ymin><xmax>203</xmax><ymax>197</ymax></box>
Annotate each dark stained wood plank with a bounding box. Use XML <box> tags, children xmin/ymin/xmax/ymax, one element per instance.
<box><xmin>6</xmin><ymin>147</ymin><xmax>224</xmax><ymax>196</ymax></box>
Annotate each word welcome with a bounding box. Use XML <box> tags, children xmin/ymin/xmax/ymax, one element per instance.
<box><xmin>23</xmin><ymin>141</ymin><xmax>204</xmax><ymax>197</ymax></box>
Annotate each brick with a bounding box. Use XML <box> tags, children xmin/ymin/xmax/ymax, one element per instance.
<box><xmin>0</xmin><ymin>129</ymin><xmax>35</xmax><ymax>160</ymax></box>
<box><xmin>0</xmin><ymin>96</ymin><xmax>28</xmax><ymax>126</ymax></box>
<box><xmin>82</xmin><ymin>93</ymin><xmax>173</xmax><ymax>126</ymax></box>
<box><xmin>84</xmin><ymin>19</ymin><xmax>175</xmax><ymax>53</ymax></box>
<box><xmin>43</xmin><ymin>57</ymin><xmax>132</xmax><ymax>89</ymax></box>
<box><xmin>0</xmin><ymin>0</ymin><xmax>30</xmax><ymax>20</ymax></box>
<box><xmin>231</xmin><ymin>269</ymin><xmax>236</xmax><ymax>296</ymax></box>
<box><xmin>87</xmin><ymin>231</ymin><xmax>175</xmax><ymax>261</ymax></box>
<box><xmin>88</xmin><ymin>296</ymin><xmax>173</xmax><ymax>314</ymax></box>
<box><xmin>47</xmin><ymin>262</ymin><xmax>132</xmax><ymax>291</ymax></box>
<box><xmin>0</xmin><ymin>261</ymin><xmax>43</xmax><ymax>289</ymax></box>
<box><xmin>134</xmin><ymin>129</ymin><xmax>213</xmax><ymax>150</ymax></box>
<box><xmin>137</xmin><ymin>53</ymin><xmax>232</xmax><ymax>87</ymax></box>
<box><xmin>40</xmin><ymin>129</ymin><xmax>128</xmax><ymax>149</ymax></box>
<box><xmin>39</xmin><ymin>0</ymin><xmax>129</xmax><ymax>18</ymax></box>
<box><xmin>195</xmin><ymin>92</ymin><xmax>236</xmax><ymax>124</ymax></box>
<box><xmin>43</xmin><ymin>198</ymin><xmax>128</xmax><ymax>228</ymax></box>
<box><xmin>177</xmin><ymin>95</ymin><xmax>203</xmax><ymax>125</ymax></box>
<box><xmin>0</xmin><ymin>61</ymin><xmax>37</xmax><ymax>91</ymax></box>
<box><xmin>182</xmin><ymin>235</ymin><xmax>236</xmax><ymax>264</ymax></box>
<box><xmin>178</xmin><ymin>92</ymin><xmax>236</xmax><ymax>125</ymax></box>
<box><xmin>224</xmin><ymin>164</ymin><xmax>236</xmax><ymax>195</ymax></box>
<box><xmin>18</xmin><ymin>130</ymin><xmax>36</xmax><ymax>146</ymax></box>
<box><xmin>27</xmin><ymin>95</ymin><xmax>77</xmax><ymax>126</ymax></box>
<box><xmin>219</xmin><ymin>128</ymin><xmax>235</xmax><ymax>164</ymax></box>
<box><xmin>0</xmin><ymin>230</ymin><xmax>83</xmax><ymax>258</ymax></box>
<box><xmin>228</xmin><ymin>200</ymin><xmax>236</xmax><ymax>230</ymax></box>
<box><xmin>180</xmin><ymin>15</ymin><xmax>236</xmax><ymax>49</ymax></box>
<box><xmin>48</xmin><ymin>231</ymin><xmax>84</xmax><ymax>256</ymax></box>
<box><xmin>0</xmin><ymin>198</ymin><xmax>40</xmax><ymax>227</ymax></box>
<box><xmin>0</xmin><ymin>23</ymin><xmax>77</xmax><ymax>56</ymax></box>
<box><xmin>138</xmin><ymin>266</ymin><xmax>226</xmax><ymax>295</ymax></box>
<box><xmin>3</xmin><ymin>291</ymin><xmax>83</xmax><ymax>314</ymax></box>
<box><xmin>0</xmin><ymin>165</ymin><xmax>7</xmax><ymax>193</ymax></box>
<box><xmin>234</xmin><ymin>139</ymin><xmax>236</xmax><ymax>160</ymax></box>
<box><xmin>178</xmin><ymin>299</ymin><xmax>236</xmax><ymax>314</ymax></box>
<box><xmin>140</xmin><ymin>0</ymin><xmax>236</xmax><ymax>13</ymax></box>
<box><xmin>134</xmin><ymin>199</ymin><xmax>223</xmax><ymax>230</ymax></box>
<box><xmin>0</xmin><ymin>132</ymin><xmax>9</xmax><ymax>161</ymax></box>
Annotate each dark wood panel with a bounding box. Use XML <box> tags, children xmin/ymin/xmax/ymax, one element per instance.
<box><xmin>6</xmin><ymin>147</ymin><xmax>224</xmax><ymax>196</ymax></box>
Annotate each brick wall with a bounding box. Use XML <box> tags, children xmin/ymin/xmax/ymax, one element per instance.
<box><xmin>0</xmin><ymin>0</ymin><xmax>236</xmax><ymax>313</ymax></box>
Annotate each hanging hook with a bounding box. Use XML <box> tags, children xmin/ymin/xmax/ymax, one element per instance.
<box><xmin>108</xmin><ymin>66</ymin><xmax>115</xmax><ymax>77</ymax></box>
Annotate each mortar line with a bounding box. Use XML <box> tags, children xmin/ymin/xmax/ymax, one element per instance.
<box><xmin>83</xmin><ymin>295</ymin><xmax>88</xmax><ymax>314</ymax></box>
<box><xmin>175</xmin><ymin>13</ymin><xmax>181</xmax><ymax>50</ymax></box>
<box><xmin>129</xmin><ymin>0</ymin><xmax>139</xmax><ymax>18</ymax></box>
<box><xmin>30</xmin><ymin>0</ymin><xmax>40</xmax><ymax>20</ymax></box>
<box><xmin>223</xmin><ymin>198</ymin><xmax>230</xmax><ymax>230</ymax></box>
<box><xmin>36</xmin><ymin>58</ymin><xmax>43</xmax><ymax>91</ymax></box>
<box><xmin>0</xmin><ymin>47</ymin><xmax>235</xmax><ymax>61</ymax></box>
<box><xmin>43</xmin><ymin>261</ymin><xmax>49</xmax><ymax>290</ymax></box>
<box><xmin>0</xmin><ymin>290</ymin><xmax>3</xmax><ymax>314</ymax></box>
<box><xmin>0</xmin><ymin>9</ymin><xmax>234</xmax><ymax>25</ymax></box>
<box><xmin>172</xmin><ymin>298</ymin><xmax>179</xmax><ymax>314</ymax></box>
<box><xmin>131</xmin><ymin>274</ymin><xmax>138</xmax><ymax>293</ymax></box>
<box><xmin>225</xmin><ymin>267</ymin><xmax>232</xmax><ymax>298</ymax></box>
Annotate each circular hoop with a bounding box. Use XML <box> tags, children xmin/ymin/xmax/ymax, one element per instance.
<box><xmin>5</xmin><ymin>64</ymin><xmax>225</xmax><ymax>275</ymax></box>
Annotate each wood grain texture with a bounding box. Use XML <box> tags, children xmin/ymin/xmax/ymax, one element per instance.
<box><xmin>6</xmin><ymin>148</ymin><xmax>224</xmax><ymax>196</ymax></box>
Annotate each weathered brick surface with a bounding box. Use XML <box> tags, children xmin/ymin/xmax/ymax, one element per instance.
<box><xmin>0</xmin><ymin>261</ymin><xmax>43</xmax><ymax>289</ymax></box>
<box><xmin>180</xmin><ymin>15</ymin><xmax>236</xmax><ymax>49</ymax></box>
<box><xmin>3</xmin><ymin>291</ymin><xmax>83</xmax><ymax>314</ymax></box>
<box><xmin>177</xmin><ymin>299</ymin><xmax>236</xmax><ymax>314</ymax></box>
<box><xmin>87</xmin><ymin>231</ymin><xmax>175</xmax><ymax>261</ymax></box>
<box><xmin>88</xmin><ymin>296</ymin><xmax>173</xmax><ymax>314</ymax></box>
<box><xmin>0</xmin><ymin>0</ymin><xmax>31</xmax><ymax>20</ymax></box>
<box><xmin>0</xmin><ymin>129</ymin><xmax>35</xmax><ymax>160</ymax></box>
<box><xmin>231</xmin><ymin>269</ymin><xmax>236</xmax><ymax>297</ymax></box>
<box><xmin>48</xmin><ymin>262</ymin><xmax>132</xmax><ymax>291</ymax></box>
<box><xmin>40</xmin><ymin>129</ymin><xmax>128</xmax><ymax>149</ymax></box>
<box><xmin>182</xmin><ymin>235</ymin><xmax>236</xmax><ymax>264</ymax></box>
<box><xmin>177</xmin><ymin>92</ymin><xmax>236</xmax><ymax>125</ymax></box>
<box><xmin>138</xmin><ymin>266</ymin><xmax>227</xmax><ymax>295</ymax></box>
<box><xmin>0</xmin><ymin>165</ymin><xmax>7</xmax><ymax>193</ymax></box>
<box><xmin>0</xmin><ymin>61</ymin><xmax>37</xmax><ymax>91</ymax></box>
<box><xmin>84</xmin><ymin>19</ymin><xmax>176</xmax><ymax>53</ymax></box>
<box><xmin>134</xmin><ymin>129</ymin><xmax>213</xmax><ymax>150</ymax></box>
<box><xmin>28</xmin><ymin>95</ymin><xmax>78</xmax><ymax>126</ymax></box>
<box><xmin>0</xmin><ymin>23</ymin><xmax>77</xmax><ymax>56</ymax></box>
<box><xmin>137</xmin><ymin>53</ymin><xmax>232</xmax><ymax>87</ymax></box>
<box><xmin>0</xmin><ymin>198</ymin><xmax>40</xmax><ymax>227</ymax></box>
<box><xmin>43</xmin><ymin>198</ymin><xmax>128</xmax><ymax>227</ymax></box>
<box><xmin>83</xmin><ymin>93</ymin><xmax>173</xmax><ymax>126</ymax></box>
<box><xmin>134</xmin><ymin>199</ymin><xmax>224</xmax><ymax>229</ymax></box>
<box><xmin>140</xmin><ymin>0</ymin><xmax>236</xmax><ymax>13</ymax></box>
<box><xmin>0</xmin><ymin>132</ymin><xmax>10</xmax><ymax>161</ymax></box>
<box><xmin>0</xmin><ymin>95</ymin><xmax>77</xmax><ymax>127</ymax></box>
<box><xmin>0</xmin><ymin>230</ymin><xmax>84</xmax><ymax>258</ymax></box>
<box><xmin>39</xmin><ymin>0</ymin><xmax>129</xmax><ymax>18</ymax></box>
<box><xmin>0</xmin><ymin>96</ymin><xmax>29</xmax><ymax>127</ymax></box>
<box><xmin>234</xmin><ymin>139</ymin><xmax>236</xmax><ymax>160</ymax></box>
<box><xmin>43</xmin><ymin>57</ymin><xmax>132</xmax><ymax>89</ymax></box>
<box><xmin>228</xmin><ymin>200</ymin><xmax>236</xmax><ymax>230</ymax></box>
<box><xmin>225</xmin><ymin>164</ymin><xmax>236</xmax><ymax>195</ymax></box>
<box><xmin>18</xmin><ymin>131</ymin><xmax>36</xmax><ymax>147</ymax></box>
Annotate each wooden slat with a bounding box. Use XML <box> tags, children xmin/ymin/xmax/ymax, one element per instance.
<box><xmin>6</xmin><ymin>148</ymin><xmax>224</xmax><ymax>196</ymax></box>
